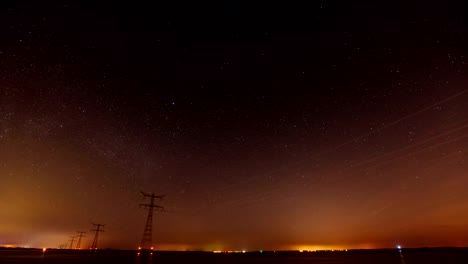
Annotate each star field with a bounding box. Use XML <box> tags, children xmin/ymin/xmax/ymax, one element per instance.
<box><xmin>1</xmin><ymin>2</ymin><xmax>468</xmax><ymax>250</ymax></box>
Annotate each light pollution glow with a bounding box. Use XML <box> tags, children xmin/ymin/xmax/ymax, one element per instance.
<box><xmin>1</xmin><ymin>2</ymin><xmax>468</xmax><ymax>252</ymax></box>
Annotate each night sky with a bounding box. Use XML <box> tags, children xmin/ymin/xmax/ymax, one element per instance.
<box><xmin>1</xmin><ymin>2</ymin><xmax>468</xmax><ymax>251</ymax></box>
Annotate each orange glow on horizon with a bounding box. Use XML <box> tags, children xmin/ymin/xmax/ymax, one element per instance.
<box><xmin>1</xmin><ymin>244</ymin><xmax>18</xmax><ymax>248</ymax></box>
<box><xmin>281</xmin><ymin>243</ymin><xmax>377</xmax><ymax>252</ymax></box>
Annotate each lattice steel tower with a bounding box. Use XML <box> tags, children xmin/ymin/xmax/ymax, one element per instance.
<box><xmin>90</xmin><ymin>223</ymin><xmax>105</xmax><ymax>250</ymax></box>
<box><xmin>139</xmin><ymin>191</ymin><xmax>165</xmax><ymax>250</ymax></box>
<box><xmin>76</xmin><ymin>231</ymin><xmax>86</xmax><ymax>249</ymax></box>
<box><xmin>68</xmin><ymin>236</ymin><xmax>76</xmax><ymax>249</ymax></box>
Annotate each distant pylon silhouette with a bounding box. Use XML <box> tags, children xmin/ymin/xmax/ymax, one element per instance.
<box><xmin>139</xmin><ymin>191</ymin><xmax>165</xmax><ymax>250</ymax></box>
<box><xmin>69</xmin><ymin>236</ymin><xmax>76</xmax><ymax>249</ymax></box>
<box><xmin>76</xmin><ymin>231</ymin><xmax>86</xmax><ymax>249</ymax></box>
<box><xmin>90</xmin><ymin>223</ymin><xmax>105</xmax><ymax>250</ymax></box>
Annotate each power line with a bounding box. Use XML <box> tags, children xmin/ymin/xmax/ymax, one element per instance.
<box><xmin>187</xmin><ymin>119</ymin><xmax>468</xmax><ymax>215</ymax></box>
<box><xmin>206</xmin><ymin>89</ymin><xmax>468</xmax><ymax>197</ymax></box>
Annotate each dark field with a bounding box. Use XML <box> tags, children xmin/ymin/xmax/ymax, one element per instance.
<box><xmin>1</xmin><ymin>249</ymin><xmax>468</xmax><ymax>264</ymax></box>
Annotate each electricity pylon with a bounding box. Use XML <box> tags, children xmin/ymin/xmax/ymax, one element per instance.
<box><xmin>76</xmin><ymin>231</ymin><xmax>86</xmax><ymax>249</ymax></box>
<box><xmin>90</xmin><ymin>223</ymin><xmax>105</xmax><ymax>250</ymax></box>
<box><xmin>139</xmin><ymin>191</ymin><xmax>165</xmax><ymax>250</ymax></box>
<box><xmin>69</xmin><ymin>236</ymin><xmax>76</xmax><ymax>249</ymax></box>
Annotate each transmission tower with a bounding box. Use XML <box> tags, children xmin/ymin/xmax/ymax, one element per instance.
<box><xmin>76</xmin><ymin>231</ymin><xmax>86</xmax><ymax>249</ymax></box>
<box><xmin>139</xmin><ymin>191</ymin><xmax>165</xmax><ymax>250</ymax></box>
<box><xmin>69</xmin><ymin>236</ymin><xmax>76</xmax><ymax>249</ymax></box>
<box><xmin>90</xmin><ymin>223</ymin><xmax>105</xmax><ymax>250</ymax></box>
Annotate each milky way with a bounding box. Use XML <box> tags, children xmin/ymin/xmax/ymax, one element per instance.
<box><xmin>1</xmin><ymin>2</ymin><xmax>467</xmax><ymax>250</ymax></box>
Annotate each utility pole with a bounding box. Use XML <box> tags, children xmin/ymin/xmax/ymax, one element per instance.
<box><xmin>90</xmin><ymin>223</ymin><xmax>105</xmax><ymax>250</ymax></box>
<box><xmin>69</xmin><ymin>236</ymin><xmax>76</xmax><ymax>249</ymax></box>
<box><xmin>76</xmin><ymin>231</ymin><xmax>86</xmax><ymax>249</ymax></box>
<box><xmin>139</xmin><ymin>191</ymin><xmax>165</xmax><ymax>250</ymax></box>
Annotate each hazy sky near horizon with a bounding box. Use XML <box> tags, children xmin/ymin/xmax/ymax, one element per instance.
<box><xmin>1</xmin><ymin>2</ymin><xmax>468</xmax><ymax>250</ymax></box>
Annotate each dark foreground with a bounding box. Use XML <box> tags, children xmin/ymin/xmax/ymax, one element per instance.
<box><xmin>1</xmin><ymin>248</ymin><xmax>468</xmax><ymax>264</ymax></box>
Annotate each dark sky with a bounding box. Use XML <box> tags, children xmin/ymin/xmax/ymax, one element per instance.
<box><xmin>1</xmin><ymin>2</ymin><xmax>468</xmax><ymax>251</ymax></box>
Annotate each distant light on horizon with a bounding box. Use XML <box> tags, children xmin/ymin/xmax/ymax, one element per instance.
<box><xmin>1</xmin><ymin>1</ymin><xmax>468</xmax><ymax>251</ymax></box>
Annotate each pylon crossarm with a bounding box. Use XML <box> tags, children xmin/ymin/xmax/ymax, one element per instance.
<box><xmin>141</xmin><ymin>191</ymin><xmax>165</xmax><ymax>199</ymax></box>
<box><xmin>154</xmin><ymin>205</ymin><xmax>165</xmax><ymax>211</ymax></box>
